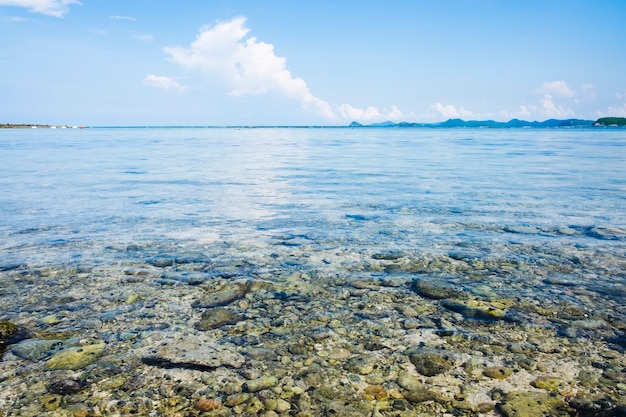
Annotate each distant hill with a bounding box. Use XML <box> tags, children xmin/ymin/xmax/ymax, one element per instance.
<box><xmin>594</xmin><ymin>117</ymin><xmax>626</xmax><ymax>126</ymax></box>
<box><xmin>349</xmin><ymin>118</ymin><xmax>597</xmax><ymax>128</ymax></box>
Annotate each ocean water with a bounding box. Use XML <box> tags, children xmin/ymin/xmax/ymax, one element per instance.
<box><xmin>1</xmin><ymin>127</ymin><xmax>625</xmax><ymax>415</ymax></box>
<box><xmin>1</xmin><ymin>127</ymin><xmax>624</xmax><ymax>265</ymax></box>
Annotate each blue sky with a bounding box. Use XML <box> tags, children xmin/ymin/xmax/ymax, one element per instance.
<box><xmin>1</xmin><ymin>0</ymin><xmax>625</xmax><ymax>126</ymax></box>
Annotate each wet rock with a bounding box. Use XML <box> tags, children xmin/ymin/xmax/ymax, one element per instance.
<box><xmin>192</xmin><ymin>282</ymin><xmax>253</xmax><ymax>308</ymax></box>
<box><xmin>440</xmin><ymin>298</ymin><xmax>511</xmax><ymax>320</ymax></box>
<box><xmin>40</xmin><ymin>394</ymin><xmax>62</xmax><ymax>411</ymax></box>
<box><xmin>0</xmin><ymin>320</ymin><xmax>31</xmax><ymax>349</ymax></box>
<box><xmin>146</xmin><ymin>255</ymin><xmax>175</xmax><ymax>267</ymax></box>
<box><xmin>194</xmin><ymin>398</ymin><xmax>221</xmax><ymax>412</ymax></box>
<box><xmin>44</xmin><ymin>342</ymin><xmax>106</xmax><ymax>370</ymax></box>
<box><xmin>243</xmin><ymin>376</ymin><xmax>278</xmax><ymax>392</ymax></box>
<box><xmin>483</xmin><ymin>366</ymin><xmax>513</xmax><ymax>380</ymax></box>
<box><xmin>0</xmin><ymin>320</ymin><xmax>18</xmax><ymax>340</ymax></box>
<box><xmin>11</xmin><ymin>339</ymin><xmax>63</xmax><ymax>360</ymax></box>
<box><xmin>406</xmin><ymin>350</ymin><xmax>453</xmax><ymax>376</ymax></box>
<box><xmin>142</xmin><ymin>334</ymin><xmax>245</xmax><ymax>370</ymax></box>
<box><xmin>496</xmin><ymin>391</ymin><xmax>570</xmax><ymax>417</ymax></box>
<box><xmin>195</xmin><ymin>307</ymin><xmax>243</xmax><ymax>330</ymax></box>
<box><xmin>372</xmin><ymin>251</ymin><xmax>406</xmax><ymax>260</ymax></box>
<box><xmin>588</xmin><ymin>226</ymin><xmax>626</xmax><ymax>240</ymax></box>
<box><xmin>531</xmin><ymin>376</ymin><xmax>562</xmax><ymax>392</ymax></box>
<box><xmin>344</xmin><ymin>356</ymin><xmax>375</xmax><ymax>375</ymax></box>
<box><xmin>504</xmin><ymin>225</ymin><xmax>540</xmax><ymax>234</ymax></box>
<box><xmin>396</xmin><ymin>371</ymin><xmax>423</xmax><ymax>392</ymax></box>
<box><xmin>224</xmin><ymin>392</ymin><xmax>251</xmax><ymax>407</ymax></box>
<box><xmin>48</xmin><ymin>377</ymin><xmax>83</xmax><ymax>394</ymax></box>
<box><xmin>410</xmin><ymin>279</ymin><xmax>461</xmax><ymax>300</ymax></box>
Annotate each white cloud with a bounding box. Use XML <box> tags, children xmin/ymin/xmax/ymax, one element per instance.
<box><xmin>132</xmin><ymin>33</ymin><xmax>154</xmax><ymax>42</ymax></box>
<box><xmin>540</xmin><ymin>94</ymin><xmax>574</xmax><ymax>118</ymax></box>
<box><xmin>162</xmin><ymin>17</ymin><xmax>335</xmax><ymax>119</ymax></box>
<box><xmin>0</xmin><ymin>0</ymin><xmax>81</xmax><ymax>17</ymax></box>
<box><xmin>337</xmin><ymin>104</ymin><xmax>405</xmax><ymax>121</ymax></box>
<box><xmin>111</xmin><ymin>15</ymin><xmax>136</xmax><ymax>21</ymax></box>
<box><xmin>540</xmin><ymin>81</ymin><xmax>575</xmax><ymax>97</ymax></box>
<box><xmin>605</xmin><ymin>103</ymin><xmax>626</xmax><ymax>117</ymax></box>
<box><xmin>143</xmin><ymin>75</ymin><xmax>187</xmax><ymax>93</ymax></box>
<box><xmin>338</xmin><ymin>104</ymin><xmax>381</xmax><ymax>120</ymax></box>
<box><xmin>431</xmin><ymin>102</ymin><xmax>475</xmax><ymax>119</ymax></box>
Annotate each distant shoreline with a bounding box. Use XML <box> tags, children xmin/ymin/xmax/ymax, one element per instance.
<box><xmin>0</xmin><ymin>124</ymin><xmax>83</xmax><ymax>129</ymax></box>
<box><xmin>2</xmin><ymin>117</ymin><xmax>625</xmax><ymax>129</ymax></box>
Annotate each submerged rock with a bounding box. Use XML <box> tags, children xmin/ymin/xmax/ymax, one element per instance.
<box><xmin>410</xmin><ymin>279</ymin><xmax>461</xmax><ymax>300</ymax></box>
<box><xmin>483</xmin><ymin>366</ymin><xmax>513</xmax><ymax>380</ymax></box>
<box><xmin>192</xmin><ymin>281</ymin><xmax>253</xmax><ymax>308</ymax></box>
<box><xmin>406</xmin><ymin>350</ymin><xmax>453</xmax><ymax>377</ymax></box>
<box><xmin>440</xmin><ymin>298</ymin><xmax>512</xmax><ymax>320</ymax></box>
<box><xmin>44</xmin><ymin>342</ymin><xmax>106</xmax><ymax>370</ymax></box>
<box><xmin>496</xmin><ymin>391</ymin><xmax>570</xmax><ymax>417</ymax></box>
<box><xmin>142</xmin><ymin>334</ymin><xmax>245</xmax><ymax>370</ymax></box>
<box><xmin>195</xmin><ymin>307</ymin><xmax>243</xmax><ymax>330</ymax></box>
<box><xmin>11</xmin><ymin>339</ymin><xmax>63</xmax><ymax>360</ymax></box>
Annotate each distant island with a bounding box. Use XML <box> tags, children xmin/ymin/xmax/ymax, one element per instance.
<box><xmin>349</xmin><ymin>117</ymin><xmax>626</xmax><ymax>128</ymax></box>
<box><xmin>0</xmin><ymin>123</ymin><xmax>83</xmax><ymax>129</ymax></box>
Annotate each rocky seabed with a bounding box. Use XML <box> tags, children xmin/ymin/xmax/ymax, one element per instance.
<box><xmin>1</xmin><ymin>233</ymin><xmax>626</xmax><ymax>416</ymax></box>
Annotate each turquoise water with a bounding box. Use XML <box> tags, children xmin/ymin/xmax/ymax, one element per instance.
<box><xmin>0</xmin><ymin>127</ymin><xmax>625</xmax><ymax>415</ymax></box>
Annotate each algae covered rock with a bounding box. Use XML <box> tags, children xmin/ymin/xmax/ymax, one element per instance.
<box><xmin>483</xmin><ymin>366</ymin><xmax>513</xmax><ymax>380</ymax></box>
<box><xmin>406</xmin><ymin>350</ymin><xmax>453</xmax><ymax>376</ymax></box>
<box><xmin>44</xmin><ymin>342</ymin><xmax>106</xmax><ymax>370</ymax></box>
<box><xmin>496</xmin><ymin>391</ymin><xmax>571</xmax><ymax>417</ymax></box>
<box><xmin>0</xmin><ymin>320</ymin><xmax>19</xmax><ymax>340</ymax></box>
<box><xmin>1</xmin><ymin>320</ymin><xmax>31</xmax><ymax>357</ymax></box>
<box><xmin>531</xmin><ymin>376</ymin><xmax>562</xmax><ymax>392</ymax></box>
<box><xmin>440</xmin><ymin>298</ymin><xmax>512</xmax><ymax>320</ymax></box>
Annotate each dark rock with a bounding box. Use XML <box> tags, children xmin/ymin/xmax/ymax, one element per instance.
<box><xmin>410</xmin><ymin>279</ymin><xmax>461</xmax><ymax>300</ymax></box>
<box><xmin>192</xmin><ymin>282</ymin><xmax>252</xmax><ymax>308</ymax></box>
<box><xmin>48</xmin><ymin>377</ymin><xmax>83</xmax><ymax>394</ymax></box>
<box><xmin>406</xmin><ymin>350</ymin><xmax>453</xmax><ymax>376</ymax></box>
<box><xmin>195</xmin><ymin>307</ymin><xmax>243</xmax><ymax>330</ymax></box>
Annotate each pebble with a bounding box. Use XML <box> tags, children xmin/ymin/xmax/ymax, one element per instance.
<box><xmin>483</xmin><ymin>366</ymin><xmax>513</xmax><ymax>380</ymax></box>
<box><xmin>243</xmin><ymin>376</ymin><xmax>278</xmax><ymax>393</ymax></box>
<box><xmin>194</xmin><ymin>398</ymin><xmax>221</xmax><ymax>411</ymax></box>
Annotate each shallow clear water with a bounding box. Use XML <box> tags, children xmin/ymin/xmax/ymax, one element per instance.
<box><xmin>1</xmin><ymin>128</ymin><xmax>625</xmax><ymax>265</ymax></box>
<box><xmin>1</xmin><ymin>127</ymin><xmax>625</xmax><ymax>415</ymax></box>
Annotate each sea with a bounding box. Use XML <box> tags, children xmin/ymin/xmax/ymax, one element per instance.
<box><xmin>0</xmin><ymin>127</ymin><xmax>625</xmax><ymax>415</ymax></box>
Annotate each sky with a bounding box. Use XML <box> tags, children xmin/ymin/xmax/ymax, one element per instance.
<box><xmin>1</xmin><ymin>0</ymin><xmax>626</xmax><ymax>126</ymax></box>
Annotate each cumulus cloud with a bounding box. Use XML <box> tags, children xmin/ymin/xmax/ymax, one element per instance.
<box><xmin>431</xmin><ymin>102</ymin><xmax>475</xmax><ymax>119</ymax></box>
<box><xmin>143</xmin><ymin>75</ymin><xmax>187</xmax><ymax>93</ymax></box>
<box><xmin>605</xmin><ymin>103</ymin><xmax>626</xmax><ymax>117</ymax></box>
<box><xmin>540</xmin><ymin>94</ymin><xmax>574</xmax><ymax>118</ymax></box>
<box><xmin>0</xmin><ymin>0</ymin><xmax>81</xmax><ymax>17</ymax></box>
<box><xmin>337</xmin><ymin>104</ymin><xmax>404</xmax><ymax>121</ymax></box>
<box><xmin>163</xmin><ymin>17</ymin><xmax>335</xmax><ymax>119</ymax></box>
<box><xmin>540</xmin><ymin>80</ymin><xmax>575</xmax><ymax>97</ymax></box>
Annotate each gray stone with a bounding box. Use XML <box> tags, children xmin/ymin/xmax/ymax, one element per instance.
<box><xmin>142</xmin><ymin>334</ymin><xmax>245</xmax><ymax>371</ymax></box>
<box><xmin>11</xmin><ymin>339</ymin><xmax>63</xmax><ymax>360</ymax></box>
